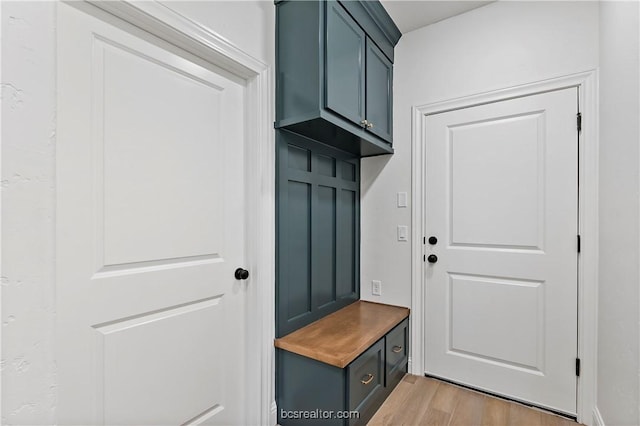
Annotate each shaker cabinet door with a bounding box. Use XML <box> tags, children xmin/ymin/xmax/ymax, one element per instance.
<box><xmin>325</xmin><ymin>1</ymin><xmax>366</xmax><ymax>127</ymax></box>
<box><xmin>365</xmin><ymin>39</ymin><xmax>393</xmax><ymax>143</ymax></box>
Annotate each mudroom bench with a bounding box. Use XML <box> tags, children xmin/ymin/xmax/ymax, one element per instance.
<box><xmin>275</xmin><ymin>301</ymin><xmax>410</xmax><ymax>425</ymax></box>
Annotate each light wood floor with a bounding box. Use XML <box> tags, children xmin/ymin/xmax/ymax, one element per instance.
<box><xmin>369</xmin><ymin>375</ymin><xmax>581</xmax><ymax>426</ymax></box>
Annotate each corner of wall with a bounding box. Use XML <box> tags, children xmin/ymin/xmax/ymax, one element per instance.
<box><xmin>593</xmin><ymin>407</ymin><xmax>606</xmax><ymax>426</ymax></box>
<box><xmin>597</xmin><ymin>1</ymin><xmax>640</xmax><ymax>425</ymax></box>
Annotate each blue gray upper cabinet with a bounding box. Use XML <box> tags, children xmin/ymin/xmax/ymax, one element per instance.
<box><xmin>275</xmin><ymin>0</ymin><xmax>401</xmax><ymax>157</ymax></box>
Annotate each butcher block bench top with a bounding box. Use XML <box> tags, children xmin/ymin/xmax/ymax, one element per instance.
<box><xmin>274</xmin><ymin>301</ymin><xmax>410</xmax><ymax>368</ymax></box>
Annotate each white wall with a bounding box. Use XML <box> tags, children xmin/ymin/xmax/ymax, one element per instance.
<box><xmin>361</xmin><ymin>1</ymin><xmax>599</xmax><ymax>307</ymax></box>
<box><xmin>161</xmin><ymin>1</ymin><xmax>274</xmax><ymax>65</ymax></box>
<box><xmin>2</xmin><ymin>3</ymin><xmax>57</xmax><ymax>423</ymax></box>
<box><xmin>0</xmin><ymin>1</ymin><xmax>274</xmax><ymax>424</ymax></box>
<box><xmin>597</xmin><ymin>2</ymin><xmax>640</xmax><ymax>425</ymax></box>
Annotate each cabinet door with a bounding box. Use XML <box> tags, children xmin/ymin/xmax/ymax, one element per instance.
<box><xmin>325</xmin><ymin>1</ymin><xmax>366</xmax><ymax>127</ymax></box>
<box><xmin>365</xmin><ymin>39</ymin><xmax>393</xmax><ymax>143</ymax></box>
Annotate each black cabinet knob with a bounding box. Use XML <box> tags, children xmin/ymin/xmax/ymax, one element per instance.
<box><xmin>427</xmin><ymin>255</ymin><xmax>438</xmax><ymax>264</ymax></box>
<box><xmin>234</xmin><ymin>268</ymin><xmax>250</xmax><ymax>280</ymax></box>
<box><xmin>428</xmin><ymin>236</ymin><xmax>438</xmax><ymax>245</ymax></box>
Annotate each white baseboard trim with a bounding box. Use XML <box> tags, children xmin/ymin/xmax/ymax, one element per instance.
<box><xmin>270</xmin><ymin>400</ymin><xmax>277</xmax><ymax>426</ymax></box>
<box><xmin>593</xmin><ymin>407</ymin><xmax>605</xmax><ymax>426</ymax></box>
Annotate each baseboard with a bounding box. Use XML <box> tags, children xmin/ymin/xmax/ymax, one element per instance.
<box><xmin>593</xmin><ymin>407</ymin><xmax>605</xmax><ymax>426</ymax></box>
<box><xmin>270</xmin><ymin>400</ymin><xmax>277</xmax><ymax>426</ymax></box>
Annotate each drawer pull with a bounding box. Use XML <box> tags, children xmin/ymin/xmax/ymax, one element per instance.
<box><xmin>392</xmin><ymin>345</ymin><xmax>403</xmax><ymax>353</ymax></box>
<box><xmin>361</xmin><ymin>373</ymin><xmax>374</xmax><ymax>385</ymax></box>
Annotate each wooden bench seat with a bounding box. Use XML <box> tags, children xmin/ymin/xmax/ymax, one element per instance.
<box><xmin>274</xmin><ymin>300</ymin><xmax>409</xmax><ymax>367</ymax></box>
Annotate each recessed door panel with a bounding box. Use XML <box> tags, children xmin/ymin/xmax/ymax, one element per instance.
<box><xmin>449</xmin><ymin>274</ymin><xmax>544</xmax><ymax>372</ymax></box>
<box><xmin>96</xmin><ymin>297</ymin><xmax>226</xmax><ymax>425</ymax></box>
<box><xmin>449</xmin><ymin>113</ymin><xmax>544</xmax><ymax>250</ymax></box>
<box><xmin>97</xmin><ymin>38</ymin><xmax>225</xmax><ymax>267</ymax></box>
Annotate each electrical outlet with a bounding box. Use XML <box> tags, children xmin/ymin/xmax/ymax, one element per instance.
<box><xmin>372</xmin><ymin>280</ymin><xmax>382</xmax><ymax>296</ymax></box>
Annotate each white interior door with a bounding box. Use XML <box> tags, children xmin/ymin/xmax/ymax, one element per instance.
<box><xmin>56</xmin><ymin>3</ymin><xmax>248</xmax><ymax>424</ymax></box>
<box><xmin>424</xmin><ymin>88</ymin><xmax>578</xmax><ymax>414</ymax></box>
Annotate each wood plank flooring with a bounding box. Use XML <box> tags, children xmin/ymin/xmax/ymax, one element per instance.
<box><xmin>368</xmin><ymin>375</ymin><xmax>581</xmax><ymax>426</ymax></box>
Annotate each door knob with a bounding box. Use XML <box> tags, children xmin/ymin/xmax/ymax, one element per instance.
<box><xmin>428</xmin><ymin>236</ymin><xmax>438</xmax><ymax>245</ymax></box>
<box><xmin>427</xmin><ymin>255</ymin><xmax>438</xmax><ymax>264</ymax></box>
<box><xmin>234</xmin><ymin>268</ymin><xmax>249</xmax><ymax>280</ymax></box>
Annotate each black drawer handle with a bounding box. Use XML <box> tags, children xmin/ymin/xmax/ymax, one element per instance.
<box><xmin>392</xmin><ymin>345</ymin><xmax>403</xmax><ymax>353</ymax></box>
<box><xmin>361</xmin><ymin>373</ymin><xmax>374</xmax><ymax>385</ymax></box>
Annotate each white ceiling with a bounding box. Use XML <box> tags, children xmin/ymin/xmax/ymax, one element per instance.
<box><xmin>380</xmin><ymin>1</ymin><xmax>495</xmax><ymax>34</ymax></box>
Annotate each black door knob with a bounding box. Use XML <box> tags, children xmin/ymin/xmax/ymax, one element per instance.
<box><xmin>427</xmin><ymin>255</ymin><xmax>438</xmax><ymax>264</ymax></box>
<box><xmin>428</xmin><ymin>236</ymin><xmax>438</xmax><ymax>245</ymax></box>
<box><xmin>234</xmin><ymin>268</ymin><xmax>249</xmax><ymax>280</ymax></box>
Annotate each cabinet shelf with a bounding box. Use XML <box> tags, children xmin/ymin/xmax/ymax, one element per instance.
<box><xmin>275</xmin><ymin>110</ymin><xmax>393</xmax><ymax>157</ymax></box>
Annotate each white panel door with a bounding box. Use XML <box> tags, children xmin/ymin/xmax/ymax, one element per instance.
<box><xmin>424</xmin><ymin>88</ymin><xmax>578</xmax><ymax>414</ymax></box>
<box><xmin>56</xmin><ymin>4</ymin><xmax>248</xmax><ymax>424</ymax></box>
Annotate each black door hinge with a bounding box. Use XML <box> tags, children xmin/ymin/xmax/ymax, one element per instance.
<box><xmin>423</xmin><ymin>236</ymin><xmax>426</xmax><ymax>244</ymax></box>
<box><xmin>423</xmin><ymin>254</ymin><xmax>426</xmax><ymax>262</ymax></box>
<box><xmin>576</xmin><ymin>358</ymin><xmax>581</xmax><ymax>376</ymax></box>
<box><xmin>577</xmin><ymin>235</ymin><xmax>581</xmax><ymax>253</ymax></box>
<box><xmin>577</xmin><ymin>113</ymin><xmax>582</xmax><ymax>132</ymax></box>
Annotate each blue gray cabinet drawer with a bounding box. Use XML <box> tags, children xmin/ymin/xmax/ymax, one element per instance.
<box><xmin>386</xmin><ymin>318</ymin><xmax>408</xmax><ymax>368</ymax></box>
<box><xmin>347</xmin><ymin>339</ymin><xmax>385</xmax><ymax>415</ymax></box>
<box><xmin>385</xmin><ymin>318</ymin><xmax>409</xmax><ymax>392</ymax></box>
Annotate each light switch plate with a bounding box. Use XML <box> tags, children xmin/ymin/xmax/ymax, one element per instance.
<box><xmin>397</xmin><ymin>192</ymin><xmax>408</xmax><ymax>208</ymax></box>
<box><xmin>397</xmin><ymin>225</ymin><xmax>408</xmax><ymax>241</ymax></box>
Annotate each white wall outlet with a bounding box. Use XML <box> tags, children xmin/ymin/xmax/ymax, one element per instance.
<box><xmin>397</xmin><ymin>192</ymin><xmax>408</xmax><ymax>208</ymax></box>
<box><xmin>372</xmin><ymin>280</ymin><xmax>382</xmax><ymax>296</ymax></box>
<box><xmin>397</xmin><ymin>225</ymin><xmax>408</xmax><ymax>241</ymax></box>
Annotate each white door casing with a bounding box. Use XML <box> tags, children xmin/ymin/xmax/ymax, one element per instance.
<box><xmin>423</xmin><ymin>88</ymin><xmax>578</xmax><ymax>414</ymax></box>
<box><xmin>56</xmin><ymin>3</ymin><xmax>265</xmax><ymax>424</ymax></box>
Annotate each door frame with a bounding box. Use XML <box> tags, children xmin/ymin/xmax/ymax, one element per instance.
<box><xmin>60</xmin><ymin>2</ymin><xmax>276</xmax><ymax>424</ymax></box>
<box><xmin>409</xmin><ymin>70</ymin><xmax>598</xmax><ymax>425</ymax></box>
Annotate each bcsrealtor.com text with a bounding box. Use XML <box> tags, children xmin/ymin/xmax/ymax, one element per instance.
<box><xmin>280</xmin><ymin>409</ymin><xmax>360</xmax><ymax>420</ymax></box>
